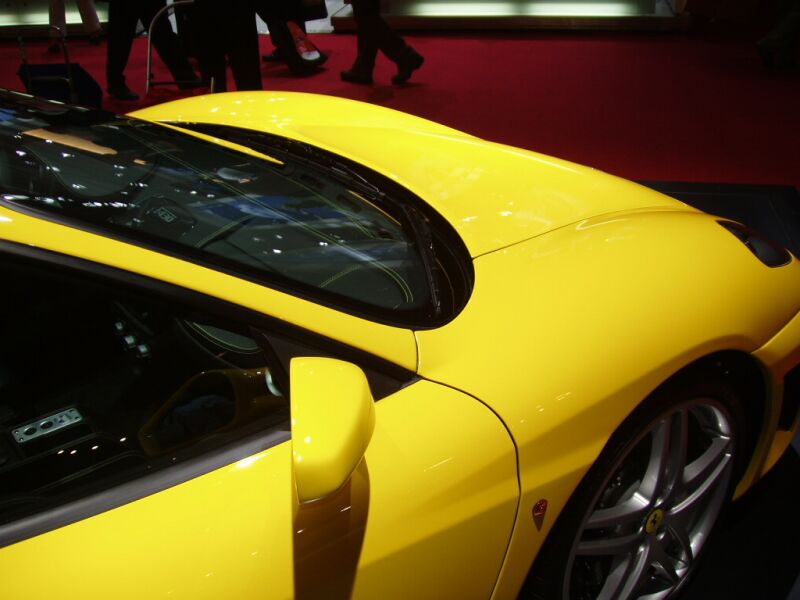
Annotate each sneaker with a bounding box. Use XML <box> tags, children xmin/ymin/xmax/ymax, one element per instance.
<box><xmin>288</xmin><ymin>21</ymin><xmax>322</xmax><ymax>63</ymax></box>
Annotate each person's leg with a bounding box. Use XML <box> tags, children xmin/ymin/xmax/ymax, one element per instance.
<box><xmin>284</xmin><ymin>0</ymin><xmax>307</xmax><ymax>24</ymax></box>
<box><xmin>139</xmin><ymin>0</ymin><xmax>199</xmax><ymax>86</ymax></box>
<box><xmin>258</xmin><ymin>1</ymin><xmax>326</xmax><ymax>72</ymax></box>
<box><xmin>258</xmin><ymin>5</ymin><xmax>296</xmax><ymax>61</ymax></box>
<box><xmin>225</xmin><ymin>4</ymin><xmax>262</xmax><ymax>90</ymax></box>
<box><xmin>173</xmin><ymin>3</ymin><xmax>200</xmax><ymax>58</ymax></box>
<box><xmin>255</xmin><ymin>2</ymin><xmax>281</xmax><ymax>58</ymax></box>
<box><xmin>75</xmin><ymin>0</ymin><xmax>101</xmax><ymax>36</ymax></box>
<box><xmin>370</xmin><ymin>14</ymin><xmax>407</xmax><ymax>62</ymax></box>
<box><xmin>341</xmin><ymin>0</ymin><xmax>380</xmax><ymax>83</ymax></box>
<box><xmin>106</xmin><ymin>1</ymin><xmax>139</xmax><ymax>96</ymax></box>
<box><xmin>49</xmin><ymin>0</ymin><xmax>67</xmax><ymax>38</ymax></box>
<box><xmin>364</xmin><ymin>2</ymin><xmax>424</xmax><ymax>83</ymax></box>
<box><xmin>48</xmin><ymin>0</ymin><xmax>66</xmax><ymax>52</ymax></box>
<box><xmin>193</xmin><ymin>0</ymin><xmax>228</xmax><ymax>91</ymax></box>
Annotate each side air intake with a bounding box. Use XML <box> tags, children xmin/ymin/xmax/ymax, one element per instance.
<box><xmin>718</xmin><ymin>221</ymin><xmax>792</xmax><ymax>268</ymax></box>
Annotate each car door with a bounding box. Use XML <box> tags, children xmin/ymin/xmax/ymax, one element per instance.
<box><xmin>0</xmin><ymin>248</ymin><xmax>519</xmax><ymax>600</ymax></box>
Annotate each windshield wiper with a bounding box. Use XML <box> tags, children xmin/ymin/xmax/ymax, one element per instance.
<box><xmin>277</xmin><ymin>139</ymin><xmax>444</xmax><ymax>318</ymax></box>
<box><xmin>274</xmin><ymin>137</ymin><xmax>384</xmax><ymax>198</ymax></box>
<box><xmin>400</xmin><ymin>203</ymin><xmax>442</xmax><ymax>319</ymax></box>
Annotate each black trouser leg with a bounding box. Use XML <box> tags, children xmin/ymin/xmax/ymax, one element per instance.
<box><xmin>192</xmin><ymin>1</ymin><xmax>260</xmax><ymax>92</ymax></box>
<box><xmin>283</xmin><ymin>0</ymin><xmax>307</xmax><ymax>24</ymax></box>
<box><xmin>174</xmin><ymin>4</ymin><xmax>200</xmax><ymax>58</ymax></box>
<box><xmin>139</xmin><ymin>0</ymin><xmax>197</xmax><ymax>83</ymax></box>
<box><xmin>193</xmin><ymin>0</ymin><xmax>227</xmax><ymax>90</ymax></box>
<box><xmin>257</xmin><ymin>7</ymin><xmax>298</xmax><ymax>60</ymax></box>
<box><xmin>351</xmin><ymin>0</ymin><xmax>378</xmax><ymax>70</ymax></box>
<box><xmin>226</xmin><ymin>6</ymin><xmax>262</xmax><ymax>90</ymax></box>
<box><xmin>105</xmin><ymin>1</ymin><xmax>138</xmax><ymax>90</ymax></box>
<box><xmin>374</xmin><ymin>15</ymin><xmax>408</xmax><ymax>63</ymax></box>
<box><xmin>351</xmin><ymin>0</ymin><xmax>407</xmax><ymax>68</ymax></box>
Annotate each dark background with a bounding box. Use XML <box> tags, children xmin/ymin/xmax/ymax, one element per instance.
<box><xmin>683</xmin><ymin>437</ymin><xmax>800</xmax><ymax>599</ymax></box>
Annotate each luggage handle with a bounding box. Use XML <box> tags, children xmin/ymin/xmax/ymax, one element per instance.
<box><xmin>146</xmin><ymin>0</ymin><xmax>196</xmax><ymax>95</ymax></box>
<box><xmin>17</xmin><ymin>26</ymin><xmax>78</xmax><ymax>104</ymax></box>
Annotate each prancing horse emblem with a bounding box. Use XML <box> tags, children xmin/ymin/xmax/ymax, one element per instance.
<box><xmin>646</xmin><ymin>508</ymin><xmax>665</xmax><ymax>534</ymax></box>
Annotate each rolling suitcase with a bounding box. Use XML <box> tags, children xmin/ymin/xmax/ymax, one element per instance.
<box><xmin>17</xmin><ymin>26</ymin><xmax>103</xmax><ymax>108</ymax></box>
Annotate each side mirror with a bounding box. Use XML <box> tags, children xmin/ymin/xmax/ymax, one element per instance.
<box><xmin>290</xmin><ymin>357</ymin><xmax>375</xmax><ymax>503</ymax></box>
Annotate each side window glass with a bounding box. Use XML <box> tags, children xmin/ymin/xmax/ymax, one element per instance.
<box><xmin>0</xmin><ymin>263</ymin><xmax>289</xmax><ymax>527</ymax></box>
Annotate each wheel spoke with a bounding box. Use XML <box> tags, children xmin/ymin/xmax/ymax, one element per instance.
<box><xmin>586</xmin><ymin>495</ymin><xmax>650</xmax><ymax>529</ymax></box>
<box><xmin>673</xmin><ymin>437</ymin><xmax>732</xmax><ymax>516</ymax></box>
<box><xmin>661</xmin><ymin>409</ymin><xmax>689</xmax><ymax>505</ymax></box>
<box><xmin>638</xmin><ymin>418</ymin><xmax>669</xmax><ymax>502</ymax></box>
<box><xmin>666</xmin><ymin>523</ymin><xmax>694</xmax><ymax>567</ymax></box>
<box><xmin>684</xmin><ymin>437</ymin><xmax>731</xmax><ymax>495</ymax></box>
<box><xmin>641</xmin><ymin>410</ymin><xmax>688</xmax><ymax>505</ymax></box>
<box><xmin>651</xmin><ymin>556</ymin><xmax>681</xmax><ymax>587</ymax></box>
<box><xmin>597</xmin><ymin>542</ymin><xmax>653</xmax><ymax>600</ymax></box>
<box><xmin>576</xmin><ymin>531</ymin><xmax>642</xmax><ymax>557</ymax></box>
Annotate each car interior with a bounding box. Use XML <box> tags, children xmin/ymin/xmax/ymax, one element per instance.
<box><xmin>0</xmin><ymin>257</ymin><xmax>290</xmax><ymax>528</ymax></box>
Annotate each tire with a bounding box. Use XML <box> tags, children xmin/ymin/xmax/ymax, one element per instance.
<box><xmin>521</xmin><ymin>372</ymin><xmax>746</xmax><ymax>600</ymax></box>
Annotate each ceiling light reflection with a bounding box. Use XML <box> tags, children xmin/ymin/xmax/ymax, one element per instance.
<box><xmin>411</xmin><ymin>1</ymin><xmax>638</xmax><ymax>17</ymax></box>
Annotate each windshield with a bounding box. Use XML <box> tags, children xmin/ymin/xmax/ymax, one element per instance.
<box><xmin>0</xmin><ymin>93</ymin><xmax>468</xmax><ymax>325</ymax></box>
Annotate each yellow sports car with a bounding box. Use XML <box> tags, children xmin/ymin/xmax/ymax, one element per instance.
<box><xmin>0</xmin><ymin>89</ymin><xmax>798</xmax><ymax>600</ymax></box>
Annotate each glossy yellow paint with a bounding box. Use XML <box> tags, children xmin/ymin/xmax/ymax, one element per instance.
<box><xmin>130</xmin><ymin>92</ymin><xmax>689</xmax><ymax>257</ymax></box>
<box><xmin>128</xmin><ymin>91</ymin><xmax>471</xmax><ymax>141</ymax></box>
<box><xmin>752</xmin><ymin>309</ymin><xmax>800</xmax><ymax>475</ymax></box>
<box><xmin>290</xmin><ymin>357</ymin><xmax>375</xmax><ymax>502</ymax></box>
<box><xmin>0</xmin><ymin>378</ymin><xmax>517</xmax><ymax>600</ymax></box>
<box><xmin>0</xmin><ymin>443</ymin><xmax>296</xmax><ymax>600</ymax></box>
<box><xmin>0</xmin><ymin>206</ymin><xmax>417</xmax><ymax>371</ymax></box>
<box><xmin>415</xmin><ymin>209</ymin><xmax>800</xmax><ymax>599</ymax></box>
<box><xmin>2</xmin><ymin>91</ymin><xmax>799</xmax><ymax>600</ymax></box>
<box><xmin>352</xmin><ymin>381</ymin><xmax>518</xmax><ymax>600</ymax></box>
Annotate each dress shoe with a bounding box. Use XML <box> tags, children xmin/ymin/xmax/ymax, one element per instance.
<box><xmin>263</xmin><ymin>49</ymin><xmax>283</xmax><ymax>62</ymax></box>
<box><xmin>266</xmin><ymin>49</ymin><xmax>327</xmax><ymax>75</ymax></box>
<box><xmin>287</xmin><ymin>62</ymin><xmax>324</xmax><ymax>77</ymax></box>
<box><xmin>108</xmin><ymin>85</ymin><xmax>140</xmax><ymax>101</ymax></box>
<box><xmin>340</xmin><ymin>69</ymin><xmax>373</xmax><ymax>85</ymax></box>
<box><xmin>392</xmin><ymin>48</ymin><xmax>424</xmax><ymax>84</ymax></box>
<box><xmin>288</xmin><ymin>22</ymin><xmax>325</xmax><ymax>64</ymax></box>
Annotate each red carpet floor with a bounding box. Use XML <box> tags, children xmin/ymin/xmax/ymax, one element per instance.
<box><xmin>1</xmin><ymin>30</ymin><xmax>798</xmax><ymax>188</ymax></box>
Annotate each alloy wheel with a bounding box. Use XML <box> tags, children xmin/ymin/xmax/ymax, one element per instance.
<box><xmin>564</xmin><ymin>399</ymin><xmax>735</xmax><ymax>600</ymax></box>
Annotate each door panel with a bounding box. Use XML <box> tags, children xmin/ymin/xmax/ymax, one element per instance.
<box><xmin>352</xmin><ymin>381</ymin><xmax>519</xmax><ymax>599</ymax></box>
<box><xmin>0</xmin><ymin>382</ymin><xmax>517</xmax><ymax>600</ymax></box>
<box><xmin>0</xmin><ymin>443</ymin><xmax>295</xmax><ymax>599</ymax></box>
